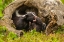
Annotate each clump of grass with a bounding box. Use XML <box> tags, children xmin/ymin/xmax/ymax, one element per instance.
<box><xmin>7</xmin><ymin>32</ymin><xmax>18</xmax><ymax>40</ymax></box>
<box><xmin>0</xmin><ymin>26</ymin><xmax>64</xmax><ymax>42</ymax></box>
<box><xmin>55</xmin><ymin>25</ymin><xmax>64</xmax><ymax>34</ymax></box>
<box><xmin>12</xmin><ymin>29</ymin><xmax>64</xmax><ymax>42</ymax></box>
<box><xmin>0</xmin><ymin>0</ymin><xmax>14</xmax><ymax>19</ymax></box>
<box><xmin>0</xmin><ymin>26</ymin><xmax>18</xmax><ymax>42</ymax></box>
<box><xmin>0</xmin><ymin>26</ymin><xmax>7</xmax><ymax>42</ymax></box>
<box><xmin>0</xmin><ymin>26</ymin><xmax>7</xmax><ymax>35</ymax></box>
<box><xmin>0</xmin><ymin>38</ymin><xmax>4</xmax><ymax>42</ymax></box>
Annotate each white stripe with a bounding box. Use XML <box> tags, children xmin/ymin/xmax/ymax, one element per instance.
<box><xmin>16</xmin><ymin>10</ymin><xmax>26</xmax><ymax>17</ymax></box>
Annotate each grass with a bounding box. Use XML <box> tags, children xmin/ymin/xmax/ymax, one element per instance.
<box><xmin>61</xmin><ymin>0</ymin><xmax>64</xmax><ymax>4</ymax></box>
<box><xmin>14</xmin><ymin>30</ymin><xmax>64</xmax><ymax>42</ymax></box>
<box><xmin>0</xmin><ymin>26</ymin><xmax>64</xmax><ymax>42</ymax></box>
<box><xmin>5</xmin><ymin>32</ymin><xmax>64</xmax><ymax>42</ymax></box>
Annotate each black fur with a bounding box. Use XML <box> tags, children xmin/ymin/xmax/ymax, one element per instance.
<box><xmin>28</xmin><ymin>16</ymin><xmax>46</xmax><ymax>32</ymax></box>
<box><xmin>24</xmin><ymin>12</ymin><xmax>46</xmax><ymax>32</ymax></box>
<box><xmin>12</xmin><ymin>11</ymin><xmax>46</xmax><ymax>32</ymax></box>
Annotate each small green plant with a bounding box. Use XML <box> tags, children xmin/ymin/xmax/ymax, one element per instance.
<box><xmin>55</xmin><ymin>25</ymin><xmax>64</xmax><ymax>34</ymax></box>
<box><xmin>7</xmin><ymin>32</ymin><xmax>18</xmax><ymax>40</ymax></box>
<box><xmin>0</xmin><ymin>0</ymin><xmax>14</xmax><ymax>18</ymax></box>
<box><xmin>0</xmin><ymin>26</ymin><xmax>7</xmax><ymax>39</ymax></box>
<box><xmin>0</xmin><ymin>0</ymin><xmax>4</xmax><ymax>18</ymax></box>
<box><xmin>0</xmin><ymin>26</ymin><xmax>7</xmax><ymax>34</ymax></box>
<box><xmin>0</xmin><ymin>38</ymin><xmax>4</xmax><ymax>42</ymax></box>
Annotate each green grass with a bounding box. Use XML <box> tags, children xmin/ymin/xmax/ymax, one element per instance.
<box><xmin>0</xmin><ymin>26</ymin><xmax>64</xmax><ymax>42</ymax></box>
<box><xmin>5</xmin><ymin>31</ymin><xmax>64</xmax><ymax>42</ymax></box>
<box><xmin>0</xmin><ymin>0</ymin><xmax>13</xmax><ymax>19</ymax></box>
<box><xmin>61</xmin><ymin>0</ymin><xmax>64</xmax><ymax>4</ymax></box>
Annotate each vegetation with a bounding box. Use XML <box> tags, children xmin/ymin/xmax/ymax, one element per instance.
<box><xmin>0</xmin><ymin>26</ymin><xmax>64</xmax><ymax>42</ymax></box>
<box><xmin>0</xmin><ymin>0</ymin><xmax>13</xmax><ymax>18</ymax></box>
<box><xmin>61</xmin><ymin>0</ymin><xmax>64</xmax><ymax>4</ymax></box>
<box><xmin>0</xmin><ymin>0</ymin><xmax>64</xmax><ymax>42</ymax></box>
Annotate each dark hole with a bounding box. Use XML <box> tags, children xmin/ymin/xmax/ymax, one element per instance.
<box><xmin>63</xmin><ymin>16</ymin><xmax>64</xmax><ymax>19</ymax></box>
<box><xmin>12</xmin><ymin>4</ymin><xmax>38</xmax><ymax>28</ymax></box>
<box><xmin>12</xmin><ymin>4</ymin><xmax>38</xmax><ymax>18</ymax></box>
<box><xmin>16</xmin><ymin>5</ymin><xmax>38</xmax><ymax>15</ymax></box>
